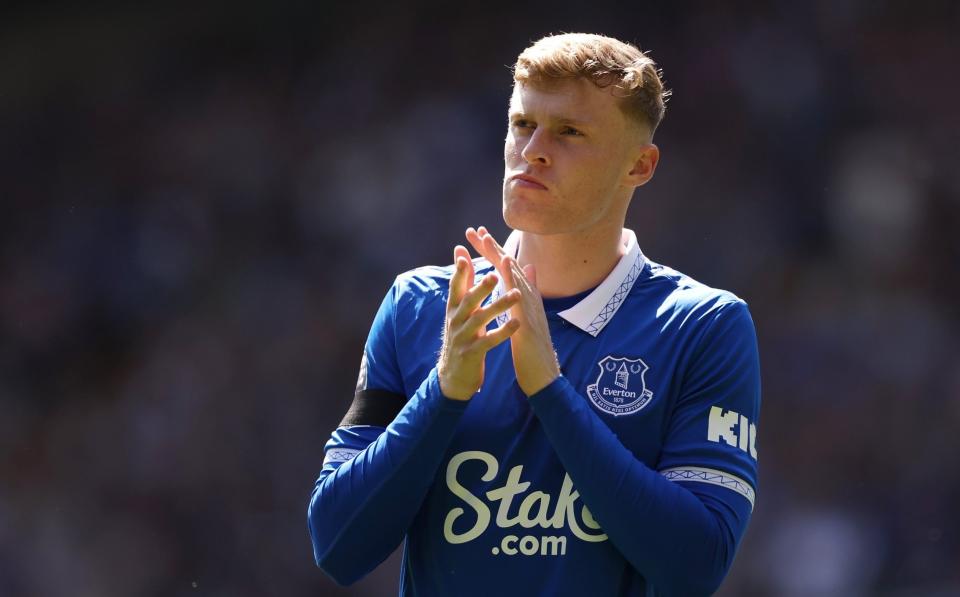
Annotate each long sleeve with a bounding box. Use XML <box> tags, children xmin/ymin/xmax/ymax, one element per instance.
<box><xmin>528</xmin><ymin>300</ymin><xmax>760</xmax><ymax>596</ymax></box>
<box><xmin>308</xmin><ymin>276</ymin><xmax>469</xmax><ymax>586</ymax></box>
<box><xmin>308</xmin><ymin>368</ymin><xmax>469</xmax><ymax>585</ymax></box>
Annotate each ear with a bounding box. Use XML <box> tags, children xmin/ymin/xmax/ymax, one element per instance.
<box><xmin>624</xmin><ymin>144</ymin><xmax>660</xmax><ymax>188</ymax></box>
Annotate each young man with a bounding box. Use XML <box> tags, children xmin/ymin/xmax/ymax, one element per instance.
<box><xmin>308</xmin><ymin>33</ymin><xmax>761</xmax><ymax>596</ymax></box>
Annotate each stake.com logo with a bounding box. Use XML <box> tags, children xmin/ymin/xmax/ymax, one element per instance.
<box><xmin>442</xmin><ymin>451</ymin><xmax>607</xmax><ymax>557</ymax></box>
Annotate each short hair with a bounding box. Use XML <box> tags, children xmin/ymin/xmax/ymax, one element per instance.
<box><xmin>512</xmin><ymin>33</ymin><xmax>670</xmax><ymax>135</ymax></box>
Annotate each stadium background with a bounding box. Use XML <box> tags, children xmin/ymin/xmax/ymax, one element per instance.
<box><xmin>1</xmin><ymin>2</ymin><xmax>958</xmax><ymax>595</ymax></box>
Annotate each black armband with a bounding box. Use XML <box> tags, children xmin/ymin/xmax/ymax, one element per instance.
<box><xmin>338</xmin><ymin>389</ymin><xmax>408</xmax><ymax>427</ymax></box>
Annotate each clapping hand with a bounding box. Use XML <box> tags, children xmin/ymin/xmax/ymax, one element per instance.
<box><xmin>437</xmin><ymin>245</ymin><xmax>522</xmax><ymax>401</ymax></box>
<box><xmin>465</xmin><ymin>227</ymin><xmax>561</xmax><ymax>396</ymax></box>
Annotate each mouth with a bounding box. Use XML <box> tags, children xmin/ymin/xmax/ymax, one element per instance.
<box><xmin>508</xmin><ymin>173</ymin><xmax>548</xmax><ymax>191</ymax></box>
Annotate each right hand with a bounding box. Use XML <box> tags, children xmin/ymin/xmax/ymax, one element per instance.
<box><xmin>438</xmin><ymin>244</ymin><xmax>521</xmax><ymax>401</ymax></box>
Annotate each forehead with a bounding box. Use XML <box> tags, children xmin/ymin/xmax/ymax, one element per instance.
<box><xmin>508</xmin><ymin>79</ymin><xmax>626</xmax><ymax>126</ymax></box>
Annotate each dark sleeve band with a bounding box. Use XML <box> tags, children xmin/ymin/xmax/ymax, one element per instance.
<box><xmin>338</xmin><ymin>389</ymin><xmax>408</xmax><ymax>427</ymax></box>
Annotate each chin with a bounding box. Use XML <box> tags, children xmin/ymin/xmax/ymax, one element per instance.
<box><xmin>502</xmin><ymin>202</ymin><xmax>563</xmax><ymax>235</ymax></box>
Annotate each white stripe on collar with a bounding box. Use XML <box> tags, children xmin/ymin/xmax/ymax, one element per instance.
<box><xmin>492</xmin><ymin>228</ymin><xmax>646</xmax><ymax>337</ymax></box>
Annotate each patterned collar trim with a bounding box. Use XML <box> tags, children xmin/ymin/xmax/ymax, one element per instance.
<box><xmin>495</xmin><ymin>228</ymin><xmax>645</xmax><ymax>337</ymax></box>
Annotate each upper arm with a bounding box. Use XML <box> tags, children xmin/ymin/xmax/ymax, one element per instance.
<box><xmin>656</xmin><ymin>300</ymin><xmax>761</xmax><ymax>545</ymax></box>
<box><xmin>323</xmin><ymin>282</ymin><xmax>410</xmax><ymax>470</ymax></box>
<box><xmin>356</xmin><ymin>281</ymin><xmax>406</xmax><ymax>402</ymax></box>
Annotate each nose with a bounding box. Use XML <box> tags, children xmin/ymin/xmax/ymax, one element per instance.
<box><xmin>520</xmin><ymin>128</ymin><xmax>551</xmax><ymax>166</ymax></box>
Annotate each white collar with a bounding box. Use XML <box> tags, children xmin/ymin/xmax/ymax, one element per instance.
<box><xmin>494</xmin><ymin>228</ymin><xmax>646</xmax><ymax>337</ymax></box>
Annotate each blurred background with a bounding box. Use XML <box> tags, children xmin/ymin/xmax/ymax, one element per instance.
<box><xmin>2</xmin><ymin>1</ymin><xmax>958</xmax><ymax>595</ymax></box>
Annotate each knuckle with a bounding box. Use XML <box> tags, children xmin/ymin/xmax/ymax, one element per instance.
<box><xmin>469</xmin><ymin>307</ymin><xmax>490</xmax><ymax>323</ymax></box>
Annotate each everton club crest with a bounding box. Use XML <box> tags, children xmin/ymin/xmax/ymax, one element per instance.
<box><xmin>586</xmin><ymin>356</ymin><xmax>654</xmax><ymax>416</ymax></box>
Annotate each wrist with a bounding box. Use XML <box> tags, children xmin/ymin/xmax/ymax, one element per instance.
<box><xmin>525</xmin><ymin>373</ymin><xmax>567</xmax><ymax>401</ymax></box>
<box><xmin>520</xmin><ymin>371</ymin><xmax>560</xmax><ymax>397</ymax></box>
<box><xmin>437</xmin><ymin>367</ymin><xmax>474</xmax><ymax>402</ymax></box>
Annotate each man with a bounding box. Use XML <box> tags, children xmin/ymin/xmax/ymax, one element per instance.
<box><xmin>308</xmin><ymin>33</ymin><xmax>760</xmax><ymax>596</ymax></box>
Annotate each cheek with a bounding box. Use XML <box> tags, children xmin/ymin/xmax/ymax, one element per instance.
<box><xmin>565</xmin><ymin>156</ymin><xmax>619</xmax><ymax>206</ymax></box>
<box><xmin>582</xmin><ymin>149</ymin><xmax>621</xmax><ymax>185</ymax></box>
<box><xmin>504</xmin><ymin>134</ymin><xmax>524</xmax><ymax>163</ymax></box>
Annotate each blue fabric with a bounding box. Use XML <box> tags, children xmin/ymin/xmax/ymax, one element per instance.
<box><xmin>308</xmin><ymin>368</ymin><xmax>469</xmax><ymax>585</ymax></box>
<box><xmin>308</xmin><ymin>258</ymin><xmax>761</xmax><ymax>596</ymax></box>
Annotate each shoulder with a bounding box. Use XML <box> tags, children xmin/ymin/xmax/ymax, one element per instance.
<box><xmin>390</xmin><ymin>258</ymin><xmax>496</xmax><ymax>310</ymax></box>
<box><xmin>637</xmin><ymin>258</ymin><xmax>753</xmax><ymax>329</ymax></box>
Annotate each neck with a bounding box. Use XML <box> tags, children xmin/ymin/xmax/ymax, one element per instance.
<box><xmin>516</xmin><ymin>223</ymin><xmax>626</xmax><ymax>299</ymax></box>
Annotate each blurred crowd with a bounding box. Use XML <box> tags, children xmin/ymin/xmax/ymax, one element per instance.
<box><xmin>1</xmin><ymin>2</ymin><xmax>958</xmax><ymax>596</ymax></box>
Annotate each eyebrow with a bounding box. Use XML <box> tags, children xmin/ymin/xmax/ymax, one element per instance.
<box><xmin>507</xmin><ymin>111</ymin><xmax>593</xmax><ymax>127</ymax></box>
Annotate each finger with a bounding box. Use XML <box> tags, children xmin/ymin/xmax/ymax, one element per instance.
<box><xmin>448</xmin><ymin>252</ymin><xmax>470</xmax><ymax>310</ymax></box>
<box><xmin>504</xmin><ymin>255</ymin><xmax>523</xmax><ymax>279</ymax></box>
<box><xmin>463</xmin><ymin>288</ymin><xmax>520</xmax><ymax>332</ymax></box>
<box><xmin>497</xmin><ymin>253</ymin><xmax>521</xmax><ymax>292</ymax></box>
<box><xmin>486</xmin><ymin>237</ymin><xmax>519</xmax><ymax>285</ymax></box>
<box><xmin>478</xmin><ymin>229</ymin><xmax>511</xmax><ymax>271</ymax></box>
<box><xmin>522</xmin><ymin>263</ymin><xmax>537</xmax><ymax>289</ymax></box>
<box><xmin>465</xmin><ymin>227</ymin><xmax>495</xmax><ymax>264</ymax></box>
<box><xmin>504</xmin><ymin>255</ymin><xmax>535</xmax><ymax>297</ymax></box>
<box><xmin>468</xmin><ymin>227</ymin><xmax>511</xmax><ymax>276</ymax></box>
<box><xmin>473</xmin><ymin>318</ymin><xmax>520</xmax><ymax>352</ymax></box>
<box><xmin>454</xmin><ymin>244</ymin><xmax>474</xmax><ymax>293</ymax></box>
<box><xmin>481</xmin><ymin>232</ymin><xmax>507</xmax><ymax>262</ymax></box>
<box><xmin>477</xmin><ymin>225</ymin><xmax>496</xmax><ymax>245</ymax></box>
<box><xmin>453</xmin><ymin>272</ymin><xmax>499</xmax><ymax>323</ymax></box>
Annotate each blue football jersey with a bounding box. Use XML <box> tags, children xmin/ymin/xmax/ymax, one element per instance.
<box><xmin>311</xmin><ymin>229</ymin><xmax>761</xmax><ymax>596</ymax></box>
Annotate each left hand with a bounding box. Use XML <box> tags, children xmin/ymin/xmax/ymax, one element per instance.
<box><xmin>466</xmin><ymin>226</ymin><xmax>561</xmax><ymax>396</ymax></box>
